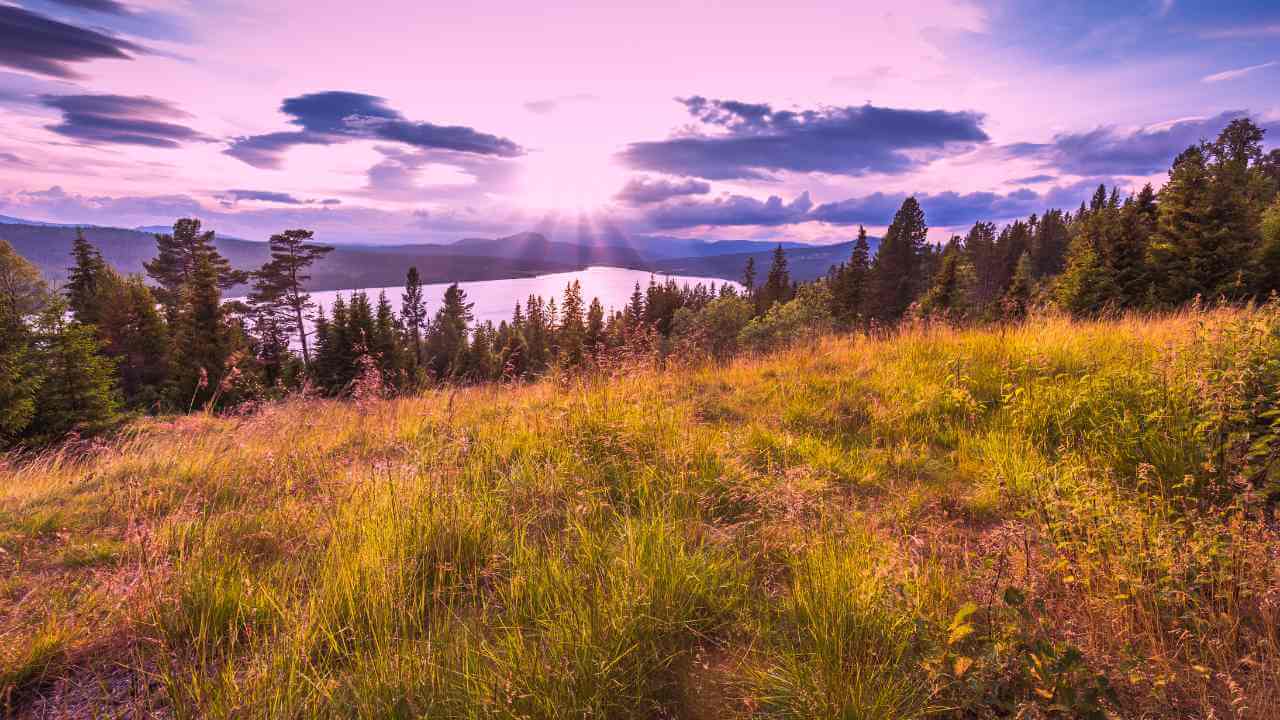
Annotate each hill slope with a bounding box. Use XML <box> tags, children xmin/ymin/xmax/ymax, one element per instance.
<box><xmin>653</xmin><ymin>239</ymin><xmax>871</xmax><ymax>283</ymax></box>
<box><xmin>3</xmin><ymin>308</ymin><xmax>1277</xmax><ymax>718</ymax></box>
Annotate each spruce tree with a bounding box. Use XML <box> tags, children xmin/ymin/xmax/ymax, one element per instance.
<box><xmin>401</xmin><ymin>266</ymin><xmax>428</xmax><ymax>368</ymax></box>
<box><xmin>248</xmin><ymin>228</ymin><xmax>333</xmax><ymax>367</ymax></box>
<box><xmin>65</xmin><ymin>228</ymin><xmax>107</xmax><ymax>325</ymax></box>
<box><xmin>558</xmin><ymin>280</ymin><xmax>587</xmax><ymax>367</ymax></box>
<box><xmin>918</xmin><ymin>236</ymin><xmax>976</xmax><ymax>320</ymax></box>
<box><xmin>868</xmin><ymin>196</ymin><xmax>929</xmax><ymax>322</ymax></box>
<box><xmin>29</xmin><ymin>299</ymin><xmax>120</xmax><ymax>442</ymax></box>
<box><xmin>829</xmin><ymin>225</ymin><xmax>871</xmax><ymax>324</ymax></box>
<box><xmin>425</xmin><ymin>283</ymin><xmax>474</xmax><ymax>379</ymax></box>
<box><xmin>169</xmin><ymin>252</ymin><xmax>236</xmax><ymax>409</ymax></box>
<box><xmin>742</xmin><ymin>256</ymin><xmax>757</xmax><ymax>297</ymax></box>
<box><xmin>760</xmin><ymin>245</ymin><xmax>792</xmax><ymax>310</ymax></box>
<box><xmin>93</xmin><ymin>268</ymin><xmax>169</xmax><ymax>408</ymax></box>
<box><xmin>586</xmin><ymin>297</ymin><xmax>605</xmax><ymax>358</ymax></box>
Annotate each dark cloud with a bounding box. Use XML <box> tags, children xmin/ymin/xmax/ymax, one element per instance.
<box><xmin>523</xmin><ymin>93</ymin><xmax>598</xmax><ymax>114</ymax></box>
<box><xmin>812</xmin><ymin>190</ymin><xmax>1044</xmax><ymax>227</ymax></box>
<box><xmin>0</xmin><ymin>5</ymin><xmax>142</xmax><ymax>78</ymax></box>
<box><xmin>43</xmin><ymin>0</ymin><xmax>132</xmax><ymax>15</ymax></box>
<box><xmin>40</xmin><ymin>93</ymin><xmax>213</xmax><ymax>148</ymax></box>
<box><xmin>1010</xmin><ymin>174</ymin><xmax>1056</xmax><ymax>184</ymax></box>
<box><xmin>618</xmin><ymin>97</ymin><xmax>988</xmax><ymax>180</ymax></box>
<box><xmin>226</xmin><ymin>91</ymin><xmax>525</xmax><ymax>169</ymax></box>
<box><xmin>644</xmin><ymin>192</ymin><xmax>813</xmax><ymax>229</ymax></box>
<box><xmin>0</xmin><ymin>151</ymin><xmax>24</xmax><ymax>165</ymax></box>
<box><xmin>1001</xmin><ymin>111</ymin><xmax>1278</xmax><ymax>176</ymax></box>
<box><xmin>615</xmin><ymin>176</ymin><xmax>711</xmax><ymax>205</ymax></box>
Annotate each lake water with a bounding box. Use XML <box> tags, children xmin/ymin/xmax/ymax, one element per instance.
<box><xmin>296</xmin><ymin>266</ymin><xmax>740</xmax><ymax>329</ymax></box>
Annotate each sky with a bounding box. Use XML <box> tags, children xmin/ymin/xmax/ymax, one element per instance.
<box><xmin>0</xmin><ymin>0</ymin><xmax>1278</xmax><ymax>245</ymax></box>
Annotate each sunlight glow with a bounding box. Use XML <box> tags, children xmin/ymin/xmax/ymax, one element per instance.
<box><xmin>517</xmin><ymin>147</ymin><xmax>627</xmax><ymax>212</ymax></box>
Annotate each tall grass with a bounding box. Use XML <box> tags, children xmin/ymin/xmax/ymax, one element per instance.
<box><xmin>2</xmin><ymin>306</ymin><xmax>1278</xmax><ymax>718</ymax></box>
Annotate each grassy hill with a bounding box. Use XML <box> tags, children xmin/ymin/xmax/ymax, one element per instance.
<box><xmin>2</xmin><ymin>309</ymin><xmax>1278</xmax><ymax>718</ymax></box>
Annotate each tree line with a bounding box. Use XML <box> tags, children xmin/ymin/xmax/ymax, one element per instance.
<box><xmin>2</xmin><ymin>117</ymin><xmax>1279</xmax><ymax>447</ymax></box>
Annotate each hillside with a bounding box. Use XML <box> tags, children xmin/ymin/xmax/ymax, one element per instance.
<box><xmin>3</xmin><ymin>308</ymin><xmax>1278</xmax><ymax>718</ymax></box>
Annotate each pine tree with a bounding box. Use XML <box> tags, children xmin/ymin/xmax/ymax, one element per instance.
<box><xmin>558</xmin><ymin>280</ymin><xmax>587</xmax><ymax>367</ymax></box>
<box><xmin>625</xmin><ymin>282</ymin><xmax>646</xmax><ymax>330</ymax></box>
<box><xmin>29</xmin><ymin>298</ymin><xmax>120</xmax><ymax>442</ymax></box>
<box><xmin>1003</xmin><ymin>251</ymin><xmax>1034</xmax><ymax>319</ymax></box>
<box><xmin>759</xmin><ymin>245</ymin><xmax>792</xmax><ymax>310</ymax></box>
<box><xmin>169</xmin><ymin>252</ymin><xmax>237</xmax><ymax>409</ymax></box>
<box><xmin>65</xmin><ymin>228</ymin><xmax>107</xmax><ymax>325</ymax></box>
<box><xmin>401</xmin><ymin>266</ymin><xmax>428</xmax><ymax>368</ymax></box>
<box><xmin>425</xmin><ymin>283</ymin><xmax>474</xmax><ymax>380</ymax></box>
<box><xmin>742</xmin><ymin>256</ymin><xmax>757</xmax><ymax>297</ymax></box>
<box><xmin>586</xmin><ymin>297</ymin><xmax>605</xmax><ymax>358</ymax></box>
<box><xmin>93</xmin><ymin>268</ymin><xmax>169</xmax><ymax>408</ymax></box>
<box><xmin>918</xmin><ymin>236</ymin><xmax>976</xmax><ymax>320</ymax></box>
<box><xmin>145</xmin><ymin>218</ymin><xmax>248</xmax><ymax>323</ymax></box>
<box><xmin>248</xmin><ymin>228</ymin><xmax>333</xmax><ymax>367</ymax></box>
<box><xmin>1028</xmin><ymin>209</ymin><xmax>1070</xmax><ymax>278</ymax></box>
<box><xmin>372</xmin><ymin>291</ymin><xmax>402</xmax><ymax>386</ymax></box>
<box><xmin>830</xmin><ymin>225</ymin><xmax>872</xmax><ymax>324</ymax></box>
<box><xmin>1149</xmin><ymin>146</ymin><xmax>1216</xmax><ymax>305</ymax></box>
<box><xmin>868</xmin><ymin>196</ymin><xmax>929</xmax><ymax>322</ymax></box>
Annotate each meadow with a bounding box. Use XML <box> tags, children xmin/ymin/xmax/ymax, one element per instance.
<box><xmin>2</xmin><ymin>307</ymin><xmax>1278</xmax><ymax>719</ymax></box>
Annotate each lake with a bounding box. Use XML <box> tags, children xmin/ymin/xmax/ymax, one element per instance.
<box><xmin>295</xmin><ymin>266</ymin><xmax>740</xmax><ymax>330</ymax></box>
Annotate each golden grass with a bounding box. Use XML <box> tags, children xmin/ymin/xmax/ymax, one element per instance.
<box><xmin>2</xmin><ymin>307</ymin><xmax>1278</xmax><ymax>718</ymax></box>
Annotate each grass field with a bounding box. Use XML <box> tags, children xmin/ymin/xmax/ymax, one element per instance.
<box><xmin>2</xmin><ymin>308</ymin><xmax>1279</xmax><ymax>718</ymax></box>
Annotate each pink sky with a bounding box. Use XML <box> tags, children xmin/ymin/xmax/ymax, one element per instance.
<box><xmin>1</xmin><ymin>0</ymin><xmax>1277</xmax><ymax>244</ymax></box>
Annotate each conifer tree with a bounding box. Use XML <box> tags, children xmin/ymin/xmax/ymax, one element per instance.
<box><xmin>425</xmin><ymin>283</ymin><xmax>474</xmax><ymax>379</ymax></box>
<box><xmin>65</xmin><ymin>229</ymin><xmax>107</xmax><ymax>325</ymax></box>
<box><xmin>742</xmin><ymin>256</ymin><xmax>757</xmax><ymax>297</ymax></box>
<box><xmin>92</xmin><ymin>268</ymin><xmax>169</xmax><ymax>408</ymax></box>
<box><xmin>868</xmin><ymin>196</ymin><xmax>928</xmax><ymax>321</ymax></box>
<box><xmin>829</xmin><ymin>225</ymin><xmax>872</xmax><ymax>323</ymax></box>
<box><xmin>169</xmin><ymin>252</ymin><xmax>237</xmax><ymax>409</ymax></box>
<box><xmin>760</xmin><ymin>245</ymin><xmax>792</xmax><ymax>310</ymax></box>
<box><xmin>625</xmin><ymin>282</ymin><xmax>646</xmax><ymax>330</ymax></box>
<box><xmin>401</xmin><ymin>266</ymin><xmax>428</xmax><ymax>368</ymax></box>
<box><xmin>372</xmin><ymin>291</ymin><xmax>402</xmax><ymax>386</ymax></box>
<box><xmin>248</xmin><ymin>228</ymin><xmax>333</xmax><ymax>367</ymax></box>
<box><xmin>558</xmin><ymin>280</ymin><xmax>587</xmax><ymax>366</ymax></box>
<box><xmin>586</xmin><ymin>297</ymin><xmax>605</xmax><ymax>358</ymax></box>
<box><xmin>29</xmin><ymin>299</ymin><xmax>120</xmax><ymax>441</ymax></box>
<box><xmin>1003</xmin><ymin>251</ymin><xmax>1034</xmax><ymax>319</ymax></box>
<box><xmin>145</xmin><ymin>218</ymin><xmax>247</xmax><ymax>322</ymax></box>
<box><xmin>918</xmin><ymin>236</ymin><xmax>976</xmax><ymax>320</ymax></box>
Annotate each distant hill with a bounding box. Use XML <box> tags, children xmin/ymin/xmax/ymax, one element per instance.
<box><xmin>652</xmin><ymin>239</ymin><xmax>874</xmax><ymax>283</ymax></box>
<box><xmin>1</xmin><ymin>216</ymin><xmax>860</xmax><ymax>291</ymax></box>
<box><xmin>0</xmin><ymin>222</ymin><xmax>581</xmax><ymax>291</ymax></box>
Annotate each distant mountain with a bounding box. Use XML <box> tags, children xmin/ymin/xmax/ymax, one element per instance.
<box><xmin>652</xmin><ymin>239</ymin><xmax>875</xmax><ymax>284</ymax></box>
<box><xmin>2</xmin><ymin>218</ymin><xmax>862</xmax><ymax>292</ymax></box>
<box><xmin>622</xmin><ymin>236</ymin><xmax>815</xmax><ymax>260</ymax></box>
<box><xmin>0</xmin><ymin>223</ymin><xmax>583</xmax><ymax>291</ymax></box>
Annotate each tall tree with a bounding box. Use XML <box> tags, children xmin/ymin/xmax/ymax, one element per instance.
<box><xmin>145</xmin><ymin>219</ymin><xmax>248</xmax><ymax>322</ymax></box>
<box><xmin>93</xmin><ymin>268</ymin><xmax>169</xmax><ymax>408</ymax></box>
<box><xmin>65</xmin><ymin>228</ymin><xmax>107</xmax><ymax>325</ymax></box>
<box><xmin>425</xmin><ymin>283</ymin><xmax>474</xmax><ymax>380</ymax></box>
<box><xmin>918</xmin><ymin>236</ymin><xmax>976</xmax><ymax>320</ymax></box>
<box><xmin>742</xmin><ymin>256</ymin><xmax>757</xmax><ymax>297</ymax></box>
<box><xmin>169</xmin><ymin>252</ymin><xmax>238</xmax><ymax>409</ymax></box>
<box><xmin>28</xmin><ymin>299</ymin><xmax>120</xmax><ymax>442</ymax></box>
<box><xmin>760</xmin><ymin>245</ymin><xmax>792</xmax><ymax>310</ymax></box>
<box><xmin>401</xmin><ymin>266</ymin><xmax>428</xmax><ymax>368</ymax></box>
<box><xmin>829</xmin><ymin>225</ymin><xmax>872</xmax><ymax>324</ymax></box>
<box><xmin>558</xmin><ymin>280</ymin><xmax>587</xmax><ymax>367</ymax></box>
<box><xmin>248</xmin><ymin>228</ymin><xmax>333</xmax><ymax>367</ymax></box>
<box><xmin>0</xmin><ymin>241</ymin><xmax>48</xmax><ymax>443</ymax></box>
<box><xmin>586</xmin><ymin>297</ymin><xmax>605</xmax><ymax>358</ymax></box>
<box><xmin>868</xmin><ymin>196</ymin><xmax>929</xmax><ymax>322</ymax></box>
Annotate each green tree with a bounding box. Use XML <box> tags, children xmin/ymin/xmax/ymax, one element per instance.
<box><xmin>742</xmin><ymin>256</ymin><xmax>757</xmax><ymax>297</ymax></box>
<box><xmin>586</xmin><ymin>297</ymin><xmax>605</xmax><ymax>358</ymax></box>
<box><xmin>558</xmin><ymin>280</ymin><xmax>587</xmax><ymax>367</ymax></box>
<box><xmin>425</xmin><ymin>283</ymin><xmax>474</xmax><ymax>380</ymax></box>
<box><xmin>169</xmin><ymin>252</ymin><xmax>239</xmax><ymax>409</ymax></box>
<box><xmin>93</xmin><ymin>268</ymin><xmax>169</xmax><ymax>408</ymax></box>
<box><xmin>0</xmin><ymin>240</ymin><xmax>49</xmax><ymax>443</ymax></box>
<box><xmin>65</xmin><ymin>228</ymin><xmax>107</xmax><ymax>325</ymax></box>
<box><xmin>918</xmin><ymin>236</ymin><xmax>976</xmax><ymax>320</ymax></box>
<box><xmin>248</xmin><ymin>228</ymin><xmax>333</xmax><ymax>367</ymax></box>
<box><xmin>760</xmin><ymin>245</ymin><xmax>793</xmax><ymax>310</ymax></box>
<box><xmin>868</xmin><ymin>196</ymin><xmax>929</xmax><ymax>322</ymax></box>
<box><xmin>28</xmin><ymin>299</ymin><xmax>120</xmax><ymax>442</ymax></box>
<box><xmin>145</xmin><ymin>218</ymin><xmax>248</xmax><ymax>322</ymax></box>
<box><xmin>829</xmin><ymin>225</ymin><xmax>872</xmax><ymax>324</ymax></box>
<box><xmin>401</xmin><ymin>266</ymin><xmax>428</xmax><ymax>368</ymax></box>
